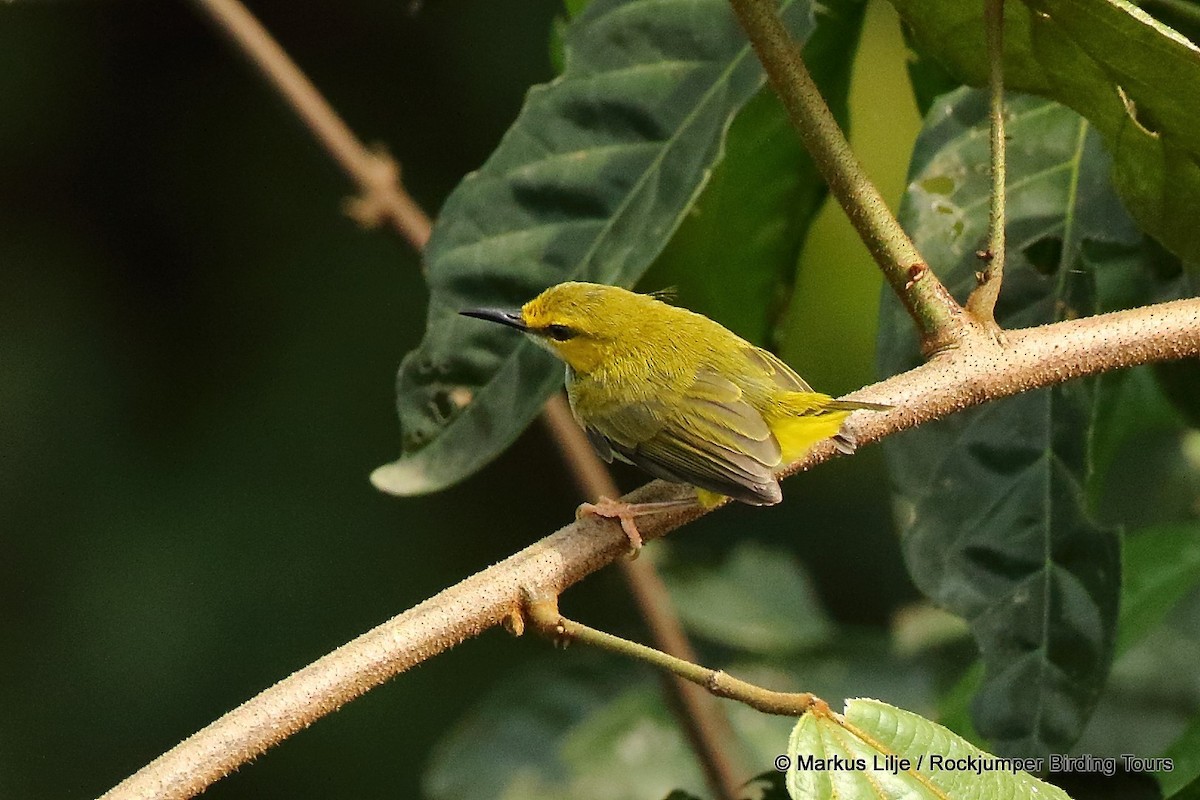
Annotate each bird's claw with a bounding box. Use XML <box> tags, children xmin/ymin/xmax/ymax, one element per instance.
<box><xmin>576</xmin><ymin>497</ymin><xmax>644</xmax><ymax>558</ymax></box>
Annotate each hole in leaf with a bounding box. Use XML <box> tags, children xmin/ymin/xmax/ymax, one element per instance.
<box><xmin>920</xmin><ymin>175</ymin><xmax>955</xmax><ymax>195</ymax></box>
<box><xmin>403</xmin><ymin>425</ymin><xmax>431</xmax><ymax>451</ymax></box>
<box><xmin>1024</xmin><ymin>237</ymin><xmax>1063</xmax><ymax>275</ymax></box>
<box><xmin>429</xmin><ymin>388</ymin><xmax>470</xmax><ymax>424</ymax></box>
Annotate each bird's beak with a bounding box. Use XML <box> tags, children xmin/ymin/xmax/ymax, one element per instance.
<box><xmin>459</xmin><ymin>308</ymin><xmax>528</xmax><ymax>332</ymax></box>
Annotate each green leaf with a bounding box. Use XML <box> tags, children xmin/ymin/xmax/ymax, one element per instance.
<box><xmin>373</xmin><ymin>0</ymin><xmax>817</xmax><ymax>496</ymax></box>
<box><xmin>660</xmin><ymin>541</ymin><xmax>833</xmax><ymax>654</ymax></box>
<box><xmin>1162</xmin><ymin>715</ymin><xmax>1200</xmax><ymax>798</ymax></box>
<box><xmin>880</xmin><ymin>90</ymin><xmax>1129</xmax><ymax>756</ymax></box>
<box><xmin>890</xmin><ymin>0</ymin><xmax>1200</xmax><ymax>267</ymax></box>
<box><xmin>1172</xmin><ymin>777</ymin><xmax>1200</xmax><ymax>800</ymax></box>
<box><xmin>422</xmin><ymin>656</ymin><xmax>637</xmax><ymax>800</ymax></box>
<box><xmin>423</xmin><ymin>652</ymin><xmax>797</xmax><ymax>800</ymax></box>
<box><xmin>900</xmin><ymin>24</ymin><xmax>961</xmax><ymax>117</ymax></box>
<box><xmin>932</xmin><ymin>555</ymin><xmax>1200</xmax><ymax>755</ymax></box>
<box><xmin>786</xmin><ymin>698</ymin><xmax>1073</xmax><ymax>799</ymax></box>
<box><xmin>1157</xmin><ymin>360</ymin><xmax>1200</xmax><ymax>429</ymax></box>
<box><xmin>559</xmin><ymin>689</ymin><xmax>713</xmax><ymax>800</ymax></box>
<box><xmin>1119</xmin><ymin>522</ymin><xmax>1200</xmax><ymax>653</ymax></box>
<box><xmin>935</xmin><ymin>663</ymin><xmax>985</xmax><ymax>746</ymax></box>
<box><xmin>1089</xmin><ymin>365</ymin><xmax>1193</xmax><ymax>515</ymax></box>
<box><xmin>641</xmin><ymin>0</ymin><xmax>867</xmax><ymax>346</ymax></box>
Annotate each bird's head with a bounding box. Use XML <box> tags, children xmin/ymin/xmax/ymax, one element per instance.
<box><xmin>461</xmin><ymin>282</ymin><xmax>641</xmax><ymax>373</ymax></box>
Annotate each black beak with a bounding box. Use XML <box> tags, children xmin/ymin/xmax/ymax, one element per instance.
<box><xmin>459</xmin><ymin>308</ymin><xmax>527</xmax><ymax>332</ymax></box>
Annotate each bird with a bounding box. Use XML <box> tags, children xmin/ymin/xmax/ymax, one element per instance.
<box><xmin>461</xmin><ymin>282</ymin><xmax>889</xmax><ymax>551</ymax></box>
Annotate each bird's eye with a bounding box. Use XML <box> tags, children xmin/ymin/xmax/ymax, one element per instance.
<box><xmin>545</xmin><ymin>324</ymin><xmax>576</xmax><ymax>341</ymax></box>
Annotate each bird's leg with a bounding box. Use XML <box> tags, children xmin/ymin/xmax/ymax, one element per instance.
<box><xmin>575</xmin><ymin>497</ymin><xmax>698</xmax><ymax>556</ymax></box>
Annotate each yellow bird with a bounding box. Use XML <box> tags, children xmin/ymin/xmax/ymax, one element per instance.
<box><xmin>461</xmin><ymin>282</ymin><xmax>889</xmax><ymax>550</ymax></box>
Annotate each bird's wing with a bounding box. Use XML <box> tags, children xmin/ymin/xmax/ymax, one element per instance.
<box><xmin>584</xmin><ymin>426</ymin><xmax>615</xmax><ymax>463</ymax></box>
<box><xmin>583</xmin><ymin>369</ymin><xmax>783</xmax><ymax>505</ymax></box>
<box><xmin>742</xmin><ymin>344</ymin><xmax>813</xmax><ymax>393</ymax></box>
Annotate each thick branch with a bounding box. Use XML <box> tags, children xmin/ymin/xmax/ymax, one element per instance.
<box><xmin>965</xmin><ymin>0</ymin><xmax>1008</xmax><ymax>326</ymax></box>
<box><xmin>101</xmin><ymin>296</ymin><xmax>1200</xmax><ymax>800</ymax></box>
<box><xmin>188</xmin><ymin>0</ymin><xmax>431</xmax><ymax>249</ymax></box>
<box><xmin>727</xmin><ymin>0</ymin><xmax>965</xmax><ymax>350</ymax></box>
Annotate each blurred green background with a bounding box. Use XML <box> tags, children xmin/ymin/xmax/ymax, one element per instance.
<box><xmin>0</xmin><ymin>1</ymin><xmax>921</xmax><ymax>797</ymax></box>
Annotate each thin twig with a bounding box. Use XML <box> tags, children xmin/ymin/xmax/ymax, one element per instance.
<box><xmin>187</xmin><ymin>1</ymin><xmax>743</xmax><ymax>793</ymax></box>
<box><xmin>541</xmin><ymin>397</ymin><xmax>746</xmax><ymax>800</ymax></box>
<box><xmin>727</xmin><ymin>0</ymin><xmax>965</xmax><ymax>352</ymax></box>
<box><xmin>188</xmin><ymin>0</ymin><xmax>431</xmax><ymax>249</ymax></box>
<box><xmin>101</xmin><ymin>295</ymin><xmax>1200</xmax><ymax>800</ymax></box>
<box><xmin>524</xmin><ymin>591</ymin><xmax>821</xmax><ymax>717</ymax></box>
<box><xmin>525</xmin><ymin>594</ymin><xmax>957</xmax><ymax>800</ymax></box>
<box><xmin>966</xmin><ymin>0</ymin><xmax>1007</xmax><ymax>327</ymax></box>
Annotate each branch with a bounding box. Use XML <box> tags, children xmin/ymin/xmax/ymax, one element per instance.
<box><xmin>188</xmin><ymin>0</ymin><xmax>431</xmax><ymax>250</ymax></box>
<box><xmin>727</xmin><ymin>0</ymin><xmax>965</xmax><ymax>351</ymax></box>
<box><xmin>100</xmin><ymin>296</ymin><xmax>1200</xmax><ymax>800</ymax></box>
<box><xmin>524</xmin><ymin>592</ymin><xmax>822</xmax><ymax>717</ymax></box>
<box><xmin>965</xmin><ymin>0</ymin><xmax>1008</xmax><ymax>326</ymax></box>
<box><xmin>185</xmin><ymin>2</ymin><xmax>744</xmax><ymax>795</ymax></box>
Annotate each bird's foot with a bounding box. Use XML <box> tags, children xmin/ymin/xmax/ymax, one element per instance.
<box><xmin>575</xmin><ymin>497</ymin><xmax>697</xmax><ymax>558</ymax></box>
<box><xmin>577</xmin><ymin>497</ymin><xmax>644</xmax><ymax>556</ymax></box>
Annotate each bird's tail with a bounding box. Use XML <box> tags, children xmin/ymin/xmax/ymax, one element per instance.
<box><xmin>820</xmin><ymin>398</ymin><xmax>893</xmax><ymax>412</ymax></box>
<box><xmin>827</xmin><ymin>398</ymin><xmax>891</xmax><ymax>454</ymax></box>
<box><xmin>773</xmin><ymin>393</ymin><xmax>892</xmax><ymax>462</ymax></box>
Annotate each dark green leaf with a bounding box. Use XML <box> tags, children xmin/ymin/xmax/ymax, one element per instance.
<box><xmin>660</xmin><ymin>541</ymin><xmax>833</xmax><ymax>654</ymax></box>
<box><xmin>641</xmin><ymin>0</ymin><xmax>867</xmax><ymax>346</ymax></box>
<box><xmin>1155</xmin><ymin>353</ymin><xmax>1200</xmax><ymax>430</ymax></box>
<box><xmin>890</xmin><ymin>0</ymin><xmax>1200</xmax><ymax>267</ymax></box>
<box><xmin>1116</xmin><ymin>520</ymin><xmax>1200</xmax><ymax>656</ymax></box>
<box><xmin>422</xmin><ymin>656</ymin><xmax>636</xmax><ymax>800</ymax></box>
<box><xmin>880</xmin><ymin>90</ymin><xmax>1129</xmax><ymax>757</ymax></box>
<box><xmin>1162</xmin><ymin>716</ymin><xmax>1200</xmax><ymax>798</ymax></box>
<box><xmin>374</xmin><ymin>0</ymin><xmax>818</xmax><ymax>495</ymax></box>
<box><xmin>1090</xmin><ymin>370</ymin><xmax>1200</xmax><ymax>530</ymax></box>
<box><xmin>1171</xmin><ymin>777</ymin><xmax>1200</xmax><ymax>800</ymax></box>
<box><xmin>936</xmin><ymin>662</ymin><xmax>985</xmax><ymax>746</ymax></box>
<box><xmin>1141</xmin><ymin>0</ymin><xmax>1200</xmax><ymax>47</ymax></box>
<box><xmin>422</xmin><ymin>651</ymin><xmax>800</xmax><ymax>800</ymax></box>
<box><xmin>899</xmin><ymin>23</ymin><xmax>961</xmax><ymax>116</ymax></box>
<box><xmin>935</xmin><ymin>512</ymin><xmax>1200</xmax><ymax>755</ymax></box>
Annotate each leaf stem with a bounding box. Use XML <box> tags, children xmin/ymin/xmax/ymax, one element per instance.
<box><xmin>966</xmin><ymin>0</ymin><xmax>1008</xmax><ymax>327</ymax></box>
<box><xmin>727</xmin><ymin>0</ymin><xmax>965</xmax><ymax>350</ymax></box>
<box><xmin>523</xmin><ymin>592</ymin><xmax>822</xmax><ymax>717</ymax></box>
